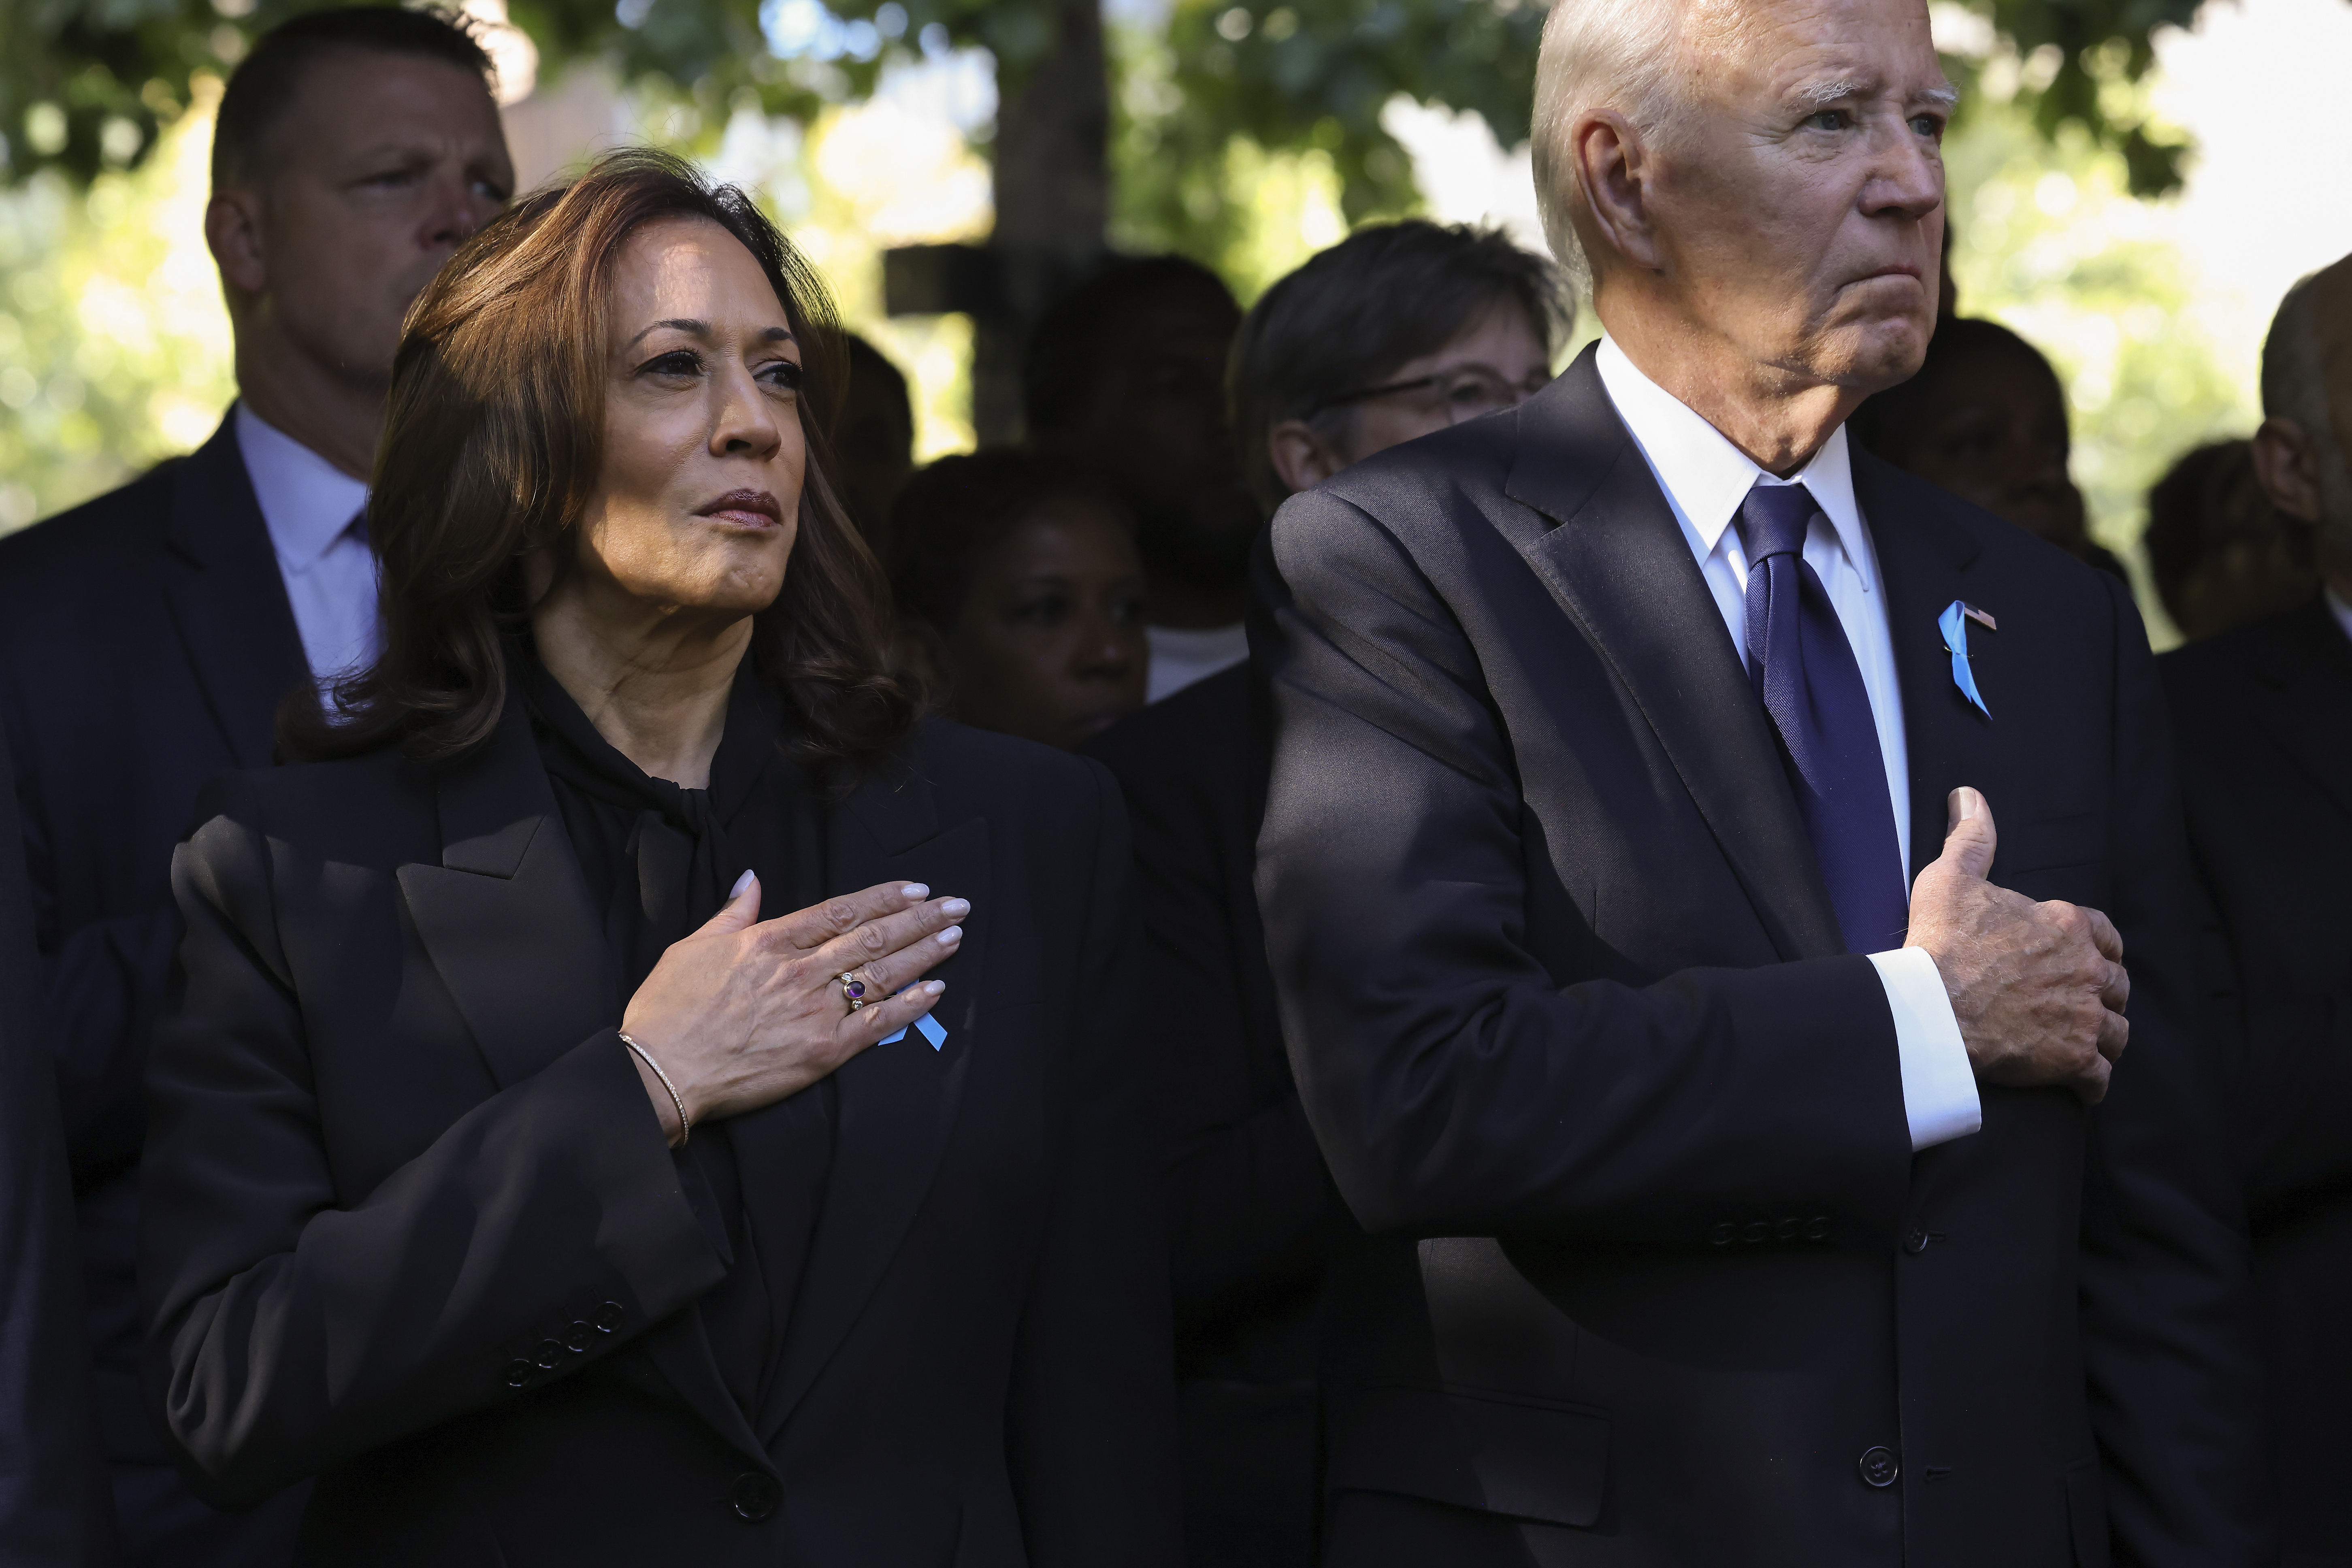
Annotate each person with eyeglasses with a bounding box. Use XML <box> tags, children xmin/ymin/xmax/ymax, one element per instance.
<box><xmin>1084</xmin><ymin>219</ymin><xmax>1572</xmax><ymax>1568</ymax></box>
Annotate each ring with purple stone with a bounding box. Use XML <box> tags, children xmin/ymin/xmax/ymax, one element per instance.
<box><xmin>835</xmin><ymin>970</ymin><xmax>875</xmax><ymax>1011</ymax></box>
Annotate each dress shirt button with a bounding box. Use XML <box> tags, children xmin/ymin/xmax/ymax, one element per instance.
<box><xmin>595</xmin><ymin>1301</ymin><xmax>626</xmax><ymax>1334</ymax></box>
<box><xmin>1903</xmin><ymin>1227</ymin><xmax>1930</xmax><ymax>1255</ymax></box>
<box><xmin>1710</xmin><ymin>1221</ymin><xmax>1735</xmax><ymax>1247</ymax></box>
<box><xmin>533</xmin><ymin>1339</ymin><xmax>565</xmax><ymax>1371</ymax></box>
<box><xmin>1858</xmin><ymin>1446</ymin><xmax>1900</xmax><ymax>1488</ymax></box>
<box><xmin>503</xmin><ymin>1359</ymin><xmax>533</xmax><ymax>1390</ymax></box>
<box><xmin>732</xmin><ymin>1471</ymin><xmax>782</xmax><ymax>1522</ymax></box>
<box><xmin>565</xmin><ymin>1321</ymin><xmax>594</xmax><ymax>1354</ymax></box>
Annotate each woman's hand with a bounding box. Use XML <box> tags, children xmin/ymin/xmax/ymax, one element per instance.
<box><xmin>620</xmin><ymin>876</ymin><xmax>965</xmax><ymax>1143</ymax></box>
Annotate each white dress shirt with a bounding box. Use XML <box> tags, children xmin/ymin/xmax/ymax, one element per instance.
<box><xmin>1146</xmin><ymin>622</ymin><xmax>1251</xmax><ymax>704</ymax></box>
<box><xmin>236</xmin><ymin>403</ymin><xmax>381</xmax><ymax>687</ymax></box>
<box><xmin>1596</xmin><ymin>339</ymin><xmax>1980</xmax><ymax>1151</ymax></box>
<box><xmin>2328</xmin><ymin>584</ymin><xmax>2352</xmax><ymax>646</ymax></box>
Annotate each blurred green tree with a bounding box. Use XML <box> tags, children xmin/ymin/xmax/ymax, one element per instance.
<box><xmin>3</xmin><ymin>0</ymin><xmax>2208</xmax><ymax>203</ymax></box>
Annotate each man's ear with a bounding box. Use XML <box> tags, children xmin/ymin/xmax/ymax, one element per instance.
<box><xmin>2252</xmin><ymin>415</ymin><xmax>2324</xmax><ymax>523</ymax></box>
<box><xmin>205</xmin><ymin>188</ymin><xmax>269</xmax><ymax>298</ymax></box>
<box><xmin>1268</xmin><ymin>419</ymin><xmax>1348</xmax><ymax>495</ymax></box>
<box><xmin>1572</xmin><ymin>109</ymin><xmax>1663</xmax><ymax>274</ymax></box>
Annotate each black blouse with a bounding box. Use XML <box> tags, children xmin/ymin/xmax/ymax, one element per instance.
<box><xmin>516</xmin><ymin>647</ymin><xmax>836</xmax><ymax>1419</ymax></box>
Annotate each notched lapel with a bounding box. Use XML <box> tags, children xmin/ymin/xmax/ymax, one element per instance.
<box><xmin>762</xmin><ymin>757</ymin><xmax>985</xmax><ymax>1438</ymax></box>
<box><xmin>397</xmin><ymin>697</ymin><xmax>616</xmax><ymax>1089</ymax></box>
<box><xmin>161</xmin><ymin>414</ymin><xmax>309</xmax><ymax>769</ymax></box>
<box><xmin>1505</xmin><ymin>356</ymin><xmax>1845</xmax><ymax>963</ymax></box>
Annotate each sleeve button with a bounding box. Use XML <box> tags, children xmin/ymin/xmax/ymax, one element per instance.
<box><xmin>533</xmin><ymin>1339</ymin><xmax>565</xmax><ymax>1371</ymax></box>
<box><xmin>503</xmin><ymin>1359</ymin><xmax>533</xmax><ymax>1389</ymax></box>
<box><xmin>565</xmin><ymin>1321</ymin><xmax>594</xmax><ymax>1353</ymax></box>
<box><xmin>595</xmin><ymin>1302</ymin><xmax>626</xmax><ymax>1334</ymax></box>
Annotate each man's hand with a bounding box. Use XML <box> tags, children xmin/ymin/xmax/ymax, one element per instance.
<box><xmin>1904</xmin><ymin>787</ymin><xmax>2129</xmax><ymax>1104</ymax></box>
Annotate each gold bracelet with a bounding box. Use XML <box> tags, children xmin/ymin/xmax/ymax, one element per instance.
<box><xmin>618</xmin><ymin>1032</ymin><xmax>690</xmax><ymax>1148</ymax></box>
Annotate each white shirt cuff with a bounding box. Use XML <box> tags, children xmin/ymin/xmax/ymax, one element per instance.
<box><xmin>1866</xmin><ymin>947</ymin><xmax>1981</xmax><ymax>1152</ymax></box>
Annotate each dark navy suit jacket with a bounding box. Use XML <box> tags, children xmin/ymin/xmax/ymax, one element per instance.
<box><xmin>2163</xmin><ymin>598</ymin><xmax>2352</xmax><ymax>1567</ymax></box>
<box><xmin>1251</xmin><ymin>347</ymin><xmax>2269</xmax><ymax>1567</ymax></box>
<box><xmin>0</xmin><ymin>410</ymin><xmax>311</xmax><ymax>1564</ymax></box>
<box><xmin>0</xmin><ymin>716</ymin><xmax>116</xmax><ymax>1563</ymax></box>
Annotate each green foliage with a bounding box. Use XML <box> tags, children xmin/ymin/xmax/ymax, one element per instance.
<box><xmin>0</xmin><ymin>86</ymin><xmax>234</xmax><ymax>529</ymax></box>
<box><xmin>7</xmin><ymin>0</ymin><xmax>2220</xmax><ymax>202</ymax></box>
<box><xmin>1973</xmin><ymin>0</ymin><xmax>2197</xmax><ymax>193</ymax></box>
<box><xmin>1941</xmin><ymin>86</ymin><xmax>2250</xmax><ymax>644</ymax></box>
<box><xmin>1147</xmin><ymin>0</ymin><xmax>1545</xmax><ymax>232</ymax></box>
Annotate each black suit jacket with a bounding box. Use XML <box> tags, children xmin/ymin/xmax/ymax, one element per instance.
<box><xmin>2162</xmin><ymin>598</ymin><xmax>2352</xmax><ymax>1567</ymax></box>
<box><xmin>1089</xmin><ymin>665</ymin><xmax>1343</xmax><ymax>1566</ymax></box>
<box><xmin>1252</xmin><ymin>350</ymin><xmax>2265</xmax><ymax>1568</ymax></box>
<box><xmin>0</xmin><ymin>718</ymin><xmax>116</xmax><ymax>1564</ymax></box>
<box><xmin>0</xmin><ymin>409</ymin><xmax>311</xmax><ymax>1563</ymax></box>
<box><xmin>141</xmin><ymin>694</ymin><xmax>1181</xmax><ymax>1566</ymax></box>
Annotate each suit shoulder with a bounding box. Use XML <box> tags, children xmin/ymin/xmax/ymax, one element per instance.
<box><xmin>1316</xmin><ymin>413</ymin><xmax>1518</xmax><ymax>520</ymax></box>
<box><xmin>191</xmin><ymin>746</ymin><xmax>430</xmax><ymax>846</ymax></box>
<box><xmin>1860</xmin><ymin>453</ymin><xmax>2122</xmax><ymax>613</ymax></box>
<box><xmin>0</xmin><ymin>460</ymin><xmax>181</xmax><ymax>580</ymax></box>
<box><xmin>2159</xmin><ymin>599</ymin><xmax>2325</xmax><ymax>705</ymax></box>
<box><xmin>1087</xmin><ymin>666</ymin><xmax>1247</xmax><ymax>791</ymax></box>
<box><xmin>909</xmin><ymin>718</ymin><xmax>1111</xmax><ymax>815</ymax></box>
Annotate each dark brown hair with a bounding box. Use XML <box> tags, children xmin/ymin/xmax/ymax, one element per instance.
<box><xmin>282</xmin><ymin>148</ymin><xmax>916</xmax><ymax>782</ymax></box>
<box><xmin>887</xmin><ymin>448</ymin><xmax>1136</xmax><ymax>632</ymax></box>
<box><xmin>215</xmin><ymin>6</ymin><xmax>495</xmax><ymax>189</ymax></box>
<box><xmin>1230</xmin><ymin>222</ymin><xmax>1572</xmax><ymax>514</ymax></box>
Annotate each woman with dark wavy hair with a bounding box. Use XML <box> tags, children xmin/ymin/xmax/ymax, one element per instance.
<box><xmin>140</xmin><ymin>149</ymin><xmax>1179</xmax><ymax>1566</ymax></box>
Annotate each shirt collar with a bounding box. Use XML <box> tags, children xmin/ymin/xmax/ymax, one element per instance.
<box><xmin>1594</xmin><ymin>337</ymin><xmax>1871</xmax><ymax>576</ymax></box>
<box><xmin>234</xmin><ymin>401</ymin><xmax>370</xmax><ymax>571</ymax></box>
<box><xmin>2327</xmin><ymin>585</ymin><xmax>2352</xmax><ymax>648</ymax></box>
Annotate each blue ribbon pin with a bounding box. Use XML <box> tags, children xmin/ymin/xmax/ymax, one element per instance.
<box><xmin>880</xmin><ymin>1007</ymin><xmax>949</xmax><ymax>1051</ymax></box>
<box><xmin>1938</xmin><ymin>600</ymin><xmax>1992</xmax><ymax>719</ymax></box>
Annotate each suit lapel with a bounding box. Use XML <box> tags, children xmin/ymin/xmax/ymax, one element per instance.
<box><xmin>1850</xmin><ymin>452</ymin><xmax>1988</xmax><ymax>883</ymax></box>
<box><xmin>759</xmin><ymin>750</ymin><xmax>985</xmax><ymax>1439</ymax></box>
<box><xmin>398</xmin><ymin>691</ymin><xmax>773</xmax><ymax>1466</ymax></box>
<box><xmin>396</xmin><ymin>694</ymin><xmax>619</xmax><ymax>1087</ymax></box>
<box><xmin>2245</xmin><ymin>599</ymin><xmax>2352</xmax><ymax>827</ymax></box>
<box><xmin>1503</xmin><ymin>352</ymin><xmax>1845</xmax><ymax>962</ymax></box>
<box><xmin>160</xmin><ymin>411</ymin><xmax>310</xmax><ymax>767</ymax></box>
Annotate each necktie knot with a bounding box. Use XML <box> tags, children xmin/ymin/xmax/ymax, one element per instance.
<box><xmin>1738</xmin><ymin>480</ymin><xmax>1817</xmax><ymax>564</ymax></box>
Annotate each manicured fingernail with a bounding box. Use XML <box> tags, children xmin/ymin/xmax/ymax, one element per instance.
<box><xmin>901</xmin><ymin>883</ymin><xmax>928</xmax><ymax>901</ymax></box>
<box><xmin>730</xmin><ymin>870</ymin><xmax>756</xmax><ymax>899</ymax></box>
<box><xmin>935</xmin><ymin>926</ymin><xmax>962</xmax><ymax>945</ymax></box>
<box><xmin>924</xmin><ymin>980</ymin><xmax>945</xmax><ymax>995</ymax></box>
<box><xmin>940</xmin><ymin>897</ymin><xmax>970</xmax><ymax>918</ymax></box>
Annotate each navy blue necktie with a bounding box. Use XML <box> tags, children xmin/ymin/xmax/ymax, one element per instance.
<box><xmin>1737</xmin><ymin>481</ymin><xmax>1908</xmax><ymax>954</ymax></box>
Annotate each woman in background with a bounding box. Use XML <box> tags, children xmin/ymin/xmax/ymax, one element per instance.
<box><xmin>1851</xmin><ymin>315</ymin><xmax>2126</xmax><ymax>578</ymax></box>
<box><xmin>889</xmin><ymin>450</ymin><xmax>1149</xmax><ymax>748</ymax></box>
<box><xmin>141</xmin><ymin>150</ymin><xmax>1177</xmax><ymax>1567</ymax></box>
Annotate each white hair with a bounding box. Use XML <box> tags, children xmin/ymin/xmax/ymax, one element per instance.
<box><xmin>1529</xmin><ymin>0</ymin><xmax>1689</xmax><ymax>298</ymax></box>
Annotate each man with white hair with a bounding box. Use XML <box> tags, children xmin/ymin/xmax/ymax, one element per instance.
<box><xmin>1250</xmin><ymin>0</ymin><xmax>2268</xmax><ymax>1559</ymax></box>
<box><xmin>2164</xmin><ymin>251</ymin><xmax>2352</xmax><ymax>1567</ymax></box>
